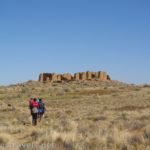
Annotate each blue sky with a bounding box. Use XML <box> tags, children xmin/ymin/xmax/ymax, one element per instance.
<box><xmin>0</xmin><ymin>0</ymin><xmax>150</xmax><ymax>85</ymax></box>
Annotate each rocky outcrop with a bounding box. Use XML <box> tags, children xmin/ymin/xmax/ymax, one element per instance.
<box><xmin>62</xmin><ymin>73</ymin><xmax>73</xmax><ymax>81</ymax></box>
<box><xmin>39</xmin><ymin>71</ymin><xmax>111</xmax><ymax>82</ymax></box>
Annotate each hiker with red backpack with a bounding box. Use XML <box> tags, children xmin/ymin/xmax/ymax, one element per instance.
<box><xmin>30</xmin><ymin>98</ymin><xmax>39</xmax><ymax>126</ymax></box>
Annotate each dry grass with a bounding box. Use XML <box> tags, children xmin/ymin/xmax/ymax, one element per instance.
<box><xmin>0</xmin><ymin>80</ymin><xmax>150</xmax><ymax>150</ymax></box>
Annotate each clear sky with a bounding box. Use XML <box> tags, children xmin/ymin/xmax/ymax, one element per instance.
<box><xmin>0</xmin><ymin>0</ymin><xmax>150</xmax><ymax>85</ymax></box>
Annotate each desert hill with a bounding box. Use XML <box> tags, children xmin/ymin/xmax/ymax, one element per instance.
<box><xmin>0</xmin><ymin>79</ymin><xmax>150</xmax><ymax>150</ymax></box>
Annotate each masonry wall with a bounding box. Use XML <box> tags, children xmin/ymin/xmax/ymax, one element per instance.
<box><xmin>39</xmin><ymin>71</ymin><xmax>111</xmax><ymax>82</ymax></box>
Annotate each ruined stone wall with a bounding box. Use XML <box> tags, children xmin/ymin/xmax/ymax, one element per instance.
<box><xmin>39</xmin><ymin>71</ymin><xmax>111</xmax><ymax>82</ymax></box>
<box><xmin>62</xmin><ymin>73</ymin><xmax>73</xmax><ymax>81</ymax></box>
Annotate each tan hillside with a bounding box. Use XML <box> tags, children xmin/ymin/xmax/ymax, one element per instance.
<box><xmin>0</xmin><ymin>80</ymin><xmax>150</xmax><ymax>150</ymax></box>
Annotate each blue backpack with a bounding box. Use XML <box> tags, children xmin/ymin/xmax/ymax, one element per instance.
<box><xmin>39</xmin><ymin>101</ymin><xmax>44</xmax><ymax>109</ymax></box>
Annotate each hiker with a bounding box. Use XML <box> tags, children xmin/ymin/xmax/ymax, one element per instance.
<box><xmin>38</xmin><ymin>98</ymin><xmax>45</xmax><ymax>122</ymax></box>
<box><xmin>31</xmin><ymin>98</ymin><xmax>39</xmax><ymax>126</ymax></box>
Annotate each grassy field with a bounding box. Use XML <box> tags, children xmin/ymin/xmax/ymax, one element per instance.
<box><xmin>0</xmin><ymin>80</ymin><xmax>150</xmax><ymax>150</ymax></box>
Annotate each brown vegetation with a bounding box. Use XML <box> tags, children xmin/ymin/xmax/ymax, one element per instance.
<box><xmin>0</xmin><ymin>80</ymin><xmax>150</xmax><ymax>150</ymax></box>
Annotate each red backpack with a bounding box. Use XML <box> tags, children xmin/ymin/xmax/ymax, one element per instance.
<box><xmin>31</xmin><ymin>101</ymin><xmax>39</xmax><ymax>108</ymax></box>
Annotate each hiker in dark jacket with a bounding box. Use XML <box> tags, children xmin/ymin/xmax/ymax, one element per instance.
<box><xmin>38</xmin><ymin>99</ymin><xmax>45</xmax><ymax>122</ymax></box>
<box><xmin>31</xmin><ymin>98</ymin><xmax>39</xmax><ymax>126</ymax></box>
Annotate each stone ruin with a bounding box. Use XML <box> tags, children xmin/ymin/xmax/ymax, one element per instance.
<box><xmin>39</xmin><ymin>71</ymin><xmax>111</xmax><ymax>82</ymax></box>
